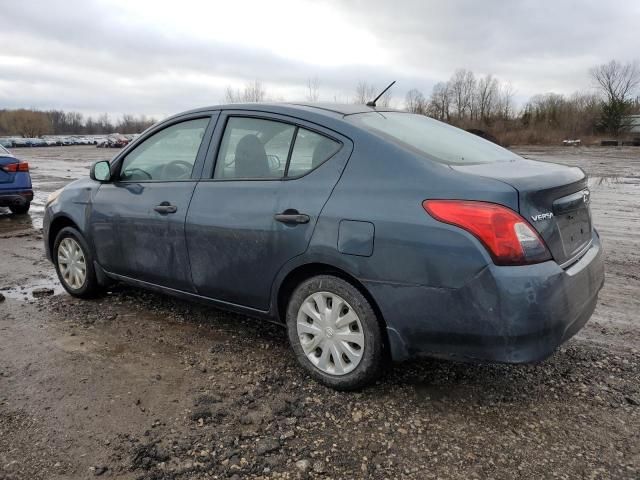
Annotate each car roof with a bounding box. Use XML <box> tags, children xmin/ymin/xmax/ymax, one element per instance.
<box><xmin>173</xmin><ymin>102</ymin><xmax>401</xmax><ymax>121</ymax></box>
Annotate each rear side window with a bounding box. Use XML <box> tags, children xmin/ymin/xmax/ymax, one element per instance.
<box><xmin>215</xmin><ymin>117</ymin><xmax>295</xmax><ymax>179</ymax></box>
<box><xmin>349</xmin><ymin>112</ymin><xmax>520</xmax><ymax>165</ymax></box>
<box><xmin>214</xmin><ymin>117</ymin><xmax>341</xmax><ymax>180</ymax></box>
<box><xmin>287</xmin><ymin>129</ymin><xmax>340</xmax><ymax>177</ymax></box>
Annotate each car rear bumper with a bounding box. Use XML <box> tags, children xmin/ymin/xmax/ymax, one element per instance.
<box><xmin>366</xmin><ymin>231</ymin><xmax>605</xmax><ymax>363</ymax></box>
<box><xmin>0</xmin><ymin>189</ymin><xmax>33</xmax><ymax>207</ymax></box>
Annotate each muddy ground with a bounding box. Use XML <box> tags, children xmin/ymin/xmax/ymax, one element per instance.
<box><xmin>0</xmin><ymin>146</ymin><xmax>638</xmax><ymax>480</ymax></box>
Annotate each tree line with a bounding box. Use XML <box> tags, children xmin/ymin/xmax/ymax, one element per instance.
<box><xmin>0</xmin><ymin>110</ymin><xmax>156</xmax><ymax>138</ymax></box>
<box><xmin>224</xmin><ymin>59</ymin><xmax>639</xmax><ymax>144</ymax></box>
<box><xmin>405</xmin><ymin>59</ymin><xmax>640</xmax><ymax>143</ymax></box>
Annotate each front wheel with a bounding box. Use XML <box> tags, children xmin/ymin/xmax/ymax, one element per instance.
<box><xmin>9</xmin><ymin>202</ymin><xmax>30</xmax><ymax>215</ymax></box>
<box><xmin>286</xmin><ymin>275</ymin><xmax>385</xmax><ymax>390</ymax></box>
<box><xmin>53</xmin><ymin>227</ymin><xmax>101</xmax><ymax>298</ymax></box>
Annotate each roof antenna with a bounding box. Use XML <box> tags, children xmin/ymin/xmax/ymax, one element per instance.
<box><xmin>366</xmin><ymin>81</ymin><xmax>396</xmax><ymax>107</ymax></box>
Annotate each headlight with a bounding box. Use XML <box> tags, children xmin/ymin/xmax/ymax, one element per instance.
<box><xmin>46</xmin><ymin>188</ymin><xmax>63</xmax><ymax>206</ymax></box>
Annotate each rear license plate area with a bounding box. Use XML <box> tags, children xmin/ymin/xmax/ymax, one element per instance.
<box><xmin>556</xmin><ymin>208</ymin><xmax>591</xmax><ymax>257</ymax></box>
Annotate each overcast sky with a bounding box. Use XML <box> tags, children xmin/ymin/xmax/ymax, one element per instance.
<box><xmin>1</xmin><ymin>0</ymin><xmax>638</xmax><ymax>120</ymax></box>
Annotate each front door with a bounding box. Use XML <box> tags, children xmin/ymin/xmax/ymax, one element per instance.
<box><xmin>186</xmin><ymin>112</ymin><xmax>352</xmax><ymax>310</ymax></box>
<box><xmin>90</xmin><ymin>115</ymin><xmax>216</xmax><ymax>291</ymax></box>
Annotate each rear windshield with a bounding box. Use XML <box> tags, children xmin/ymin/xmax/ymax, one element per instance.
<box><xmin>349</xmin><ymin>112</ymin><xmax>520</xmax><ymax>165</ymax></box>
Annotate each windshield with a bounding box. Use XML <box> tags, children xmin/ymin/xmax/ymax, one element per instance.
<box><xmin>349</xmin><ymin>112</ymin><xmax>520</xmax><ymax>165</ymax></box>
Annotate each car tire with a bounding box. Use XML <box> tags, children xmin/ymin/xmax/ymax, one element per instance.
<box><xmin>9</xmin><ymin>202</ymin><xmax>30</xmax><ymax>215</ymax></box>
<box><xmin>286</xmin><ymin>275</ymin><xmax>385</xmax><ymax>390</ymax></box>
<box><xmin>53</xmin><ymin>226</ymin><xmax>101</xmax><ymax>298</ymax></box>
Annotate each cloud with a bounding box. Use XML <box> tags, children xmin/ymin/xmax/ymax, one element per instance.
<box><xmin>1</xmin><ymin>0</ymin><xmax>637</xmax><ymax>118</ymax></box>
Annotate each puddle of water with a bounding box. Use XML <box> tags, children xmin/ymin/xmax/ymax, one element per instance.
<box><xmin>1</xmin><ymin>277</ymin><xmax>65</xmax><ymax>301</ymax></box>
<box><xmin>589</xmin><ymin>175</ymin><xmax>640</xmax><ymax>187</ymax></box>
<box><xmin>0</xmin><ymin>211</ymin><xmax>37</xmax><ymax>234</ymax></box>
<box><xmin>590</xmin><ymin>175</ymin><xmax>622</xmax><ymax>186</ymax></box>
<box><xmin>589</xmin><ymin>175</ymin><xmax>640</xmax><ymax>188</ymax></box>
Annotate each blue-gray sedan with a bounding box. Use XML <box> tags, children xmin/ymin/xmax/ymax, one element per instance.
<box><xmin>43</xmin><ymin>103</ymin><xmax>605</xmax><ymax>390</ymax></box>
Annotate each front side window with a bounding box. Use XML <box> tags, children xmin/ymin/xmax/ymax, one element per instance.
<box><xmin>349</xmin><ymin>112</ymin><xmax>520</xmax><ymax>165</ymax></box>
<box><xmin>120</xmin><ymin>117</ymin><xmax>209</xmax><ymax>181</ymax></box>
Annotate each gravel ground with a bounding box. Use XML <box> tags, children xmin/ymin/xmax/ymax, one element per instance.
<box><xmin>0</xmin><ymin>146</ymin><xmax>639</xmax><ymax>480</ymax></box>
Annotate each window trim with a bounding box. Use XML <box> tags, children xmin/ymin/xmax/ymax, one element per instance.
<box><xmin>208</xmin><ymin>113</ymin><xmax>343</xmax><ymax>182</ymax></box>
<box><xmin>113</xmin><ymin>115</ymin><xmax>214</xmax><ymax>184</ymax></box>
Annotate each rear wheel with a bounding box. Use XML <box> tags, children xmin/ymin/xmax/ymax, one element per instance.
<box><xmin>9</xmin><ymin>202</ymin><xmax>30</xmax><ymax>215</ymax></box>
<box><xmin>286</xmin><ymin>275</ymin><xmax>384</xmax><ymax>390</ymax></box>
<box><xmin>53</xmin><ymin>227</ymin><xmax>101</xmax><ymax>298</ymax></box>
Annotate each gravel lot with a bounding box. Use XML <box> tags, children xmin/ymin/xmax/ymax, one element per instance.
<box><xmin>1</xmin><ymin>146</ymin><xmax>639</xmax><ymax>480</ymax></box>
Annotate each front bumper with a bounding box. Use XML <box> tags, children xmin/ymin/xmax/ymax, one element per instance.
<box><xmin>367</xmin><ymin>232</ymin><xmax>605</xmax><ymax>363</ymax></box>
<box><xmin>0</xmin><ymin>189</ymin><xmax>33</xmax><ymax>207</ymax></box>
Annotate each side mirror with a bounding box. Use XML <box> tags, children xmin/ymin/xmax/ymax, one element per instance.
<box><xmin>90</xmin><ymin>160</ymin><xmax>112</xmax><ymax>182</ymax></box>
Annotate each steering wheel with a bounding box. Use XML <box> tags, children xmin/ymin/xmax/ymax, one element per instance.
<box><xmin>121</xmin><ymin>168</ymin><xmax>152</xmax><ymax>180</ymax></box>
<box><xmin>161</xmin><ymin>160</ymin><xmax>193</xmax><ymax>180</ymax></box>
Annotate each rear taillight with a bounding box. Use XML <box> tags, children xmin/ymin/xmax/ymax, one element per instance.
<box><xmin>423</xmin><ymin>200</ymin><xmax>551</xmax><ymax>266</ymax></box>
<box><xmin>1</xmin><ymin>162</ymin><xmax>29</xmax><ymax>173</ymax></box>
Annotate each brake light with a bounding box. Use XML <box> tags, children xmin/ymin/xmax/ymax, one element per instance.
<box><xmin>423</xmin><ymin>200</ymin><xmax>551</xmax><ymax>266</ymax></box>
<box><xmin>1</xmin><ymin>162</ymin><xmax>29</xmax><ymax>173</ymax></box>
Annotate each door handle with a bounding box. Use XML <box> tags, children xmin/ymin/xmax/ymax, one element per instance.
<box><xmin>274</xmin><ymin>210</ymin><xmax>310</xmax><ymax>224</ymax></box>
<box><xmin>154</xmin><ymin>202</ymin><xmax>177</xmax><ymax>214</ymax></box>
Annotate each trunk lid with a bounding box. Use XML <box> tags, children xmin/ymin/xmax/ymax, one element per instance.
<box><xmin>452</xmin><ymin>158</ymin><xmax>591</xmax><ymax>267</ymax></box>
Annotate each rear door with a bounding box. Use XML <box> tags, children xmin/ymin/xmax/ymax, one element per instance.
<box><xmin>90</xmin><ymin>114</ymin><xmax>217</xmax><ymax>290</ymax></box>
<box><xmin>186</xmin><ymin>111</ymin><xmax>352</xmax><ymax>310</ymax></box>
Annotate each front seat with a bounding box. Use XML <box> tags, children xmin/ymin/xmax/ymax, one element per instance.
<box><xmin>234</xmin><ymin>134</ymin><xmax>270</xmax><ymax>178</ymax></box>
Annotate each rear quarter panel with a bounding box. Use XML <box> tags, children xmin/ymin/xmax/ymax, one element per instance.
<box><xmin>305</xmin><ymin>130</ymin><xmax>520</xmax><ymax>289</ymax></box>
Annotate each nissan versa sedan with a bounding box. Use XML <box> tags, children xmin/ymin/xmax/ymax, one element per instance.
<box><xmin>43</xmin><ymin>103</ymin><xmax>604</xmax><ymax>390</ymax></box>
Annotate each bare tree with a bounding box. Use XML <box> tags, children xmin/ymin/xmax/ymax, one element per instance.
<box><xmin>65</xmin><ymin>111</ymin><xmax>84</xmax><ymax>132</ymax></box>
<box><xmin>306</xmin><ymin>77</ymin><xmax>320</xmax><ymax>102</ymax></box>
<box><xmin>97</xmin><ymin>113</ymin><xmax>113</xmax><ymax>133</ymax></box>
<box><xmin>405</xmin><ymin>89</ymin><xmax>426</xmax><ymax>114</ymax></box>
<box><xmin>496</xmin><ymin>82</ymin><xmax>516</xmax><ymax>120</ymax></box>
<box><xmin>475</xmin><ymin>74</ymin><xmax>499</xmax><ymax>122</ymax></box>
<box><xmin>224</xmin><ymin>80</ymin><xmax>267</xmax><ymax>103</ymax></box>
<box><xmin>590</xmin><ymin>60</ymin><xmax>640</xmax><ymax>103</ymax></box>
<box><xmin>224</xmin><ymin>86</ymin><xmax>241</xmax><ymax>103</ymax></box>
<box><xmin>12</xmin><ymin>110</ymin><xmax>50</xmax><ymax>137</ymax></box>
<box><xmin>449</xmin><ymin>69</ymin><xmax>476</xmax><ymax>120</ymax></box>
<box><xmin>590</xmin><ymin>60</ymin><xmax>640</xmax><ymax>134</ymax></box>
<box><xmin>378</xmin><ymin>86</ymin><xmax>393</xmax><ymax>107</ymax></box>
<box><xmin>354</xmin><ymin>81</ymin><xmax>376</xmax><ymax>104</ymax></box>
<box><xmin>244</xmin><ymin>80</ymin><xmax>266</xmax><ymax>102</ymax></box>
<box><xmin>116</xmin><ymin>114</ymin><xmax>156</xmax><ymax>134</ymax></box>
<box><xmin>427</xmin><ymin>82</ymin><xmax>451</xmax><ymax>121</ymax></box>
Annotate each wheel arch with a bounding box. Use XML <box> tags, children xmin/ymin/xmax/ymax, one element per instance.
<box><xmin>47</xmin><ymin>215</ymin><xmax>80</xmax><ymax>262</ymax></box>
<box><xmin>275</xmin><ymin>261</ymin><xmax>391</xmax><ymax>356</ymax></box>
